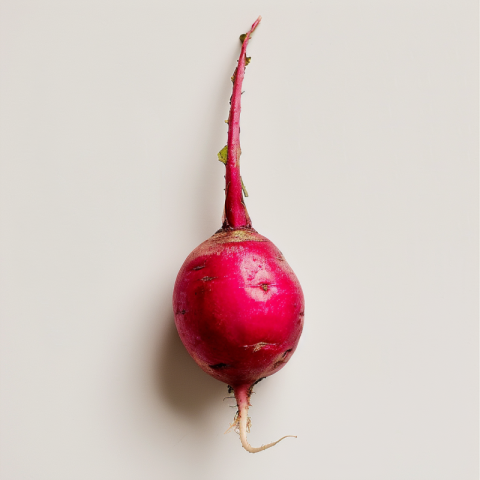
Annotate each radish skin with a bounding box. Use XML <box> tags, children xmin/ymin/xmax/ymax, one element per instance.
<box><xmin>172</xmin><ymin>17</ymin><xmax>304</xmax><ymax>453</ymax></box>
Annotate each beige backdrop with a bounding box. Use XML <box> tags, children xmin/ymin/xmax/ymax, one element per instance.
<box><xmin>0</xmin><ymin>1</ymin><xmax>478</xmax><ymax>479</ymax></box>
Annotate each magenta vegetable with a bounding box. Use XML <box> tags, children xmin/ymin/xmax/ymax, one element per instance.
<box><xmin>172</xmin><ymin>17</ymin><xmax>304</xmax><ymax>453</ymax></box>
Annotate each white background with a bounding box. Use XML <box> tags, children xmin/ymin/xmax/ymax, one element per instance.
<box><xmin>0</xmin><ymin>1</ymin><xmax>478</xmax><ymax>479</ymax></box>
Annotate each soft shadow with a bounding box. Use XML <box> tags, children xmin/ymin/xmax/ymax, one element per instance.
<box><xmin>153</xmin><ymin>48</ymin><xmax>238</xmax><ymax>422</ymax></box>
<box><xmin>154</xmin><ymin>304</ymin><xmax>226</xmax><ymax>419</ymax></box>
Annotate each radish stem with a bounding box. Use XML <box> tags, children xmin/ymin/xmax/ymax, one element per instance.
<box><xmin>223</xmin><ymin>16</ymin><xmax>261</xmax><ymax>229</ymax></box>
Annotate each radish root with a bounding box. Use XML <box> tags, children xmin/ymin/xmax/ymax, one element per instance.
<box><xmin>232</xmin><ymin>385</ymin><xmax>296</xmax><ymax>453</ymax></box>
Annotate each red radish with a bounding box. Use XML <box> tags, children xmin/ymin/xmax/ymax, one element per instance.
<box><xmin>172</xmin><ymin>17</ymin><xmax>304</xmax><ymax>453</ymax></box>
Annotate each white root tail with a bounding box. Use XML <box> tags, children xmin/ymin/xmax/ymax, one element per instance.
<box><xmin>231</xmin><ymin>384</ymin><xmax>296</xmax><ymax>453</ymax></box>
<box><xmin>238</xmin><ymin>400</ymin><xmax>296</xmax><ymax>453</ymax></box>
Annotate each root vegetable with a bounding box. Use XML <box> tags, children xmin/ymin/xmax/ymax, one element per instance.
<box><xmin>172</xmin><ymin>16</ymin><xmax>304</xmax><ymax>453</ymax></box>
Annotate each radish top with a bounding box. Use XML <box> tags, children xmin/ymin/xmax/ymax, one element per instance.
<box><xmin>221</xmin><ymin>16</ymin><xmax>261</xmax><ymax>229</ymax></box>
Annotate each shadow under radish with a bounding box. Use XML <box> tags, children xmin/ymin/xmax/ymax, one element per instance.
<box><xmin>154</xmin><ymin>305</ymin><xmax>226</xmax><ymax>420</ymax></box>
<box><xmin>150</xmin><ymin>45</ymin><xmax>247</xmax><ymax>458</ymax></box>
<box><xmin>153</xmin><ymin>58</ymin><xmax>235</xmax><ymax>418</ymax></box>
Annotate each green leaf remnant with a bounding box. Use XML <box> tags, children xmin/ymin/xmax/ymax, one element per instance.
<box><xmin>217</xmin><ymin>145</ymin><xmax>228</xmax><ymax>165</ymax></box>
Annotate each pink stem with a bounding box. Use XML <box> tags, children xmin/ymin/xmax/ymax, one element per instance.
<box><xmin>223</xmin><ymin>16</ymin><xmax>261</xmax><ymax>229</ymax></box>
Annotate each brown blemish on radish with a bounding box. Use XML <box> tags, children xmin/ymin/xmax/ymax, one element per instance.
<box><xmin>272</xmin><ymin>359</ymin><xmax>285</xmax><ymax>370</ymax></box>
<box><xmin>243</xmin><ymin>342</ymin><xmax>277</xmax><ymax>352</ymax></box>
<box><xmin>185</xmin><ymin>230</ymin><xmax>269</xmax><ymax>260</ymax></box>
<box><xmin>253</xmin><ymin>342</ymin><xmax>269</xmax><ymax>351</ymax></box>
<box><xmin>272</xmin><ymin>349</ymin><xmax>294</xmax><ymax>369</ymax></box>
<box><xmin>213</xmin><ymin>229</ymin><xmax>266</xmax><ymax>243</ymax></box>
<box><xmin>209</xmin><ymin>363</ymin><xmax>229</xmax><ymax>369</ymax></box>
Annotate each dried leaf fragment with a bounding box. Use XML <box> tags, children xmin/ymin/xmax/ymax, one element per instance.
<box><xmin>217</xmin><ymin>145</ymin><xmax>228</xmax><ymax>165</ymax></box>
<box><xmin>241</xmin><ymin>177</ymin><xmax>249</xmax><ymax>197</ymax></box>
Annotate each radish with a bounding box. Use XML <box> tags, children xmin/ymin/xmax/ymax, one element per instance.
<box><xmin>172</xmin><ymin>16</ymin><xmax>304</xmax><ymax>453</ymax></box>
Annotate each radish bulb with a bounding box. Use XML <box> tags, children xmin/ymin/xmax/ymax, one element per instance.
<box><xmin>172</xmin><ymin>16</ymin><xmax>304</xmax><ymax>453</ymax></box>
